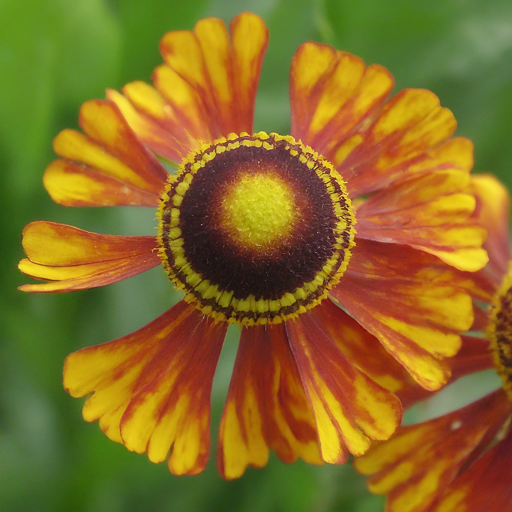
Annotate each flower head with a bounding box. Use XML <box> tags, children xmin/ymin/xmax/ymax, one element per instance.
<box><xmin>19</xmin><ymin>13</ymin><xmax>487</xmax><ymax>478</ymax></box>
<box><xmin>354</xmin><ymin>174</ymin><xmax>512</xmax><ymax>512</ymax></box>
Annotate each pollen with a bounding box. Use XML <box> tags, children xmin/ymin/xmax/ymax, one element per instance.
<box><xmin>157</xmin><ymin>132</ymin><xmax>356</xmax><ymax>325</ymax></box>
<box><xmin>488</xmin><ymin>262</ymin><xmax>512</xmax><ymax>402</ymax></box>
<box><xmin>220</xmin><ymin>173</ymin><xmax>297</xmax><ymax>249</ymax></box>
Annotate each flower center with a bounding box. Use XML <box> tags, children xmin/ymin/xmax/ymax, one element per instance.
<box><xmin>488</xmin><ymin>263</ymin><xmax>512</xmax><ymax>402</ymax></box>
<box><xmin>157</xmin><ymin>132</ymin><xmax>355</xmax><ymax>326</ymax></box>
<box><xmin>220</xmin><ymin>173</ymin><xmax>297</xmax><ymax>249</ymax></box>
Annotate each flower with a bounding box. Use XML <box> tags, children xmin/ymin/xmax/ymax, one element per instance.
<box><xmin>19</xmin><ymin>13</ymin><xmax>487</xmax><ymax>478</ymax></box>
<box><xmin>354</xmin><ymin>174</ymin><xmax>512</xmax><ymax>512</ymax></box>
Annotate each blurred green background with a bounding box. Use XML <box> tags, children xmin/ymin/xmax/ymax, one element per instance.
<box><xmin>2</xmin><ymin>0</ymin><xmax>512</xmax><ymax>510</ymax></box>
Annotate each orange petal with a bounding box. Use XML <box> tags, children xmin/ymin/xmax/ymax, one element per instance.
<box><xmin>449</xmin><ymin>334</ymin><xmax>494</xmax><ymax>381</ymax></box>
<box><xmin>338</xmin><ymin>91</ymin><xmax>462</xmax><ymax>198</ymax></box>
<box><xmin>471</xmin><ymin>302</ymin><xmax>491</xmax><ymax>330</ymax></box>
<box><xmin>395</xmin><ymin>333</ymin><xmax>496</xmax><ymax>409</ymax></box>
<box><xmin>310</xmin><ymin>300</ymin><xmax>424</xmax><ymax>408</ymax></box>
<box><xmin>113</xmin><ymin>13</ymin><xmax>268</xmax><ymax>161</ymax></box>
<box><xmin>44</xmin><ymin>159</ymin><xmax>159</xmax><ymax>206</ymax></box>
<box><xmin>64</xmin><ymin>301</ymin><xmax>227</xmax><ymax>476</ymax></box>
<box><xmin>291</xmin><ymin>42</ymin><xmax>339</xmax><ymax>141</ymax></box>
<box><xmin>46</xmin><ymin>100</ymin><xmax>167</xmax><ymax>206</ymax></box>
<box><xmin>107</xmin><ymin>86</ymin><xmax>190</xmax><ymax>164</ymax></box>
<box><xmin>431</xmin><ymin>426</ymin><xmax>512</xmax><ymax>512</ymax></box>
<box><xmin>405</xmin><ymin>333</ymin><xmax>494</xmax><ymax>408</ymax></box>
<box><xmin>267</xmin><ymin>325</ymin><xmax>323</xmax><ymax>465</ymax></box>
<box><xmin>285</xmin><ymin>312</ymin><xmax>402</xmax><ymax>464</ymax></box>
<box><xmin>290</xmin><ymin>46</ymin><xmax>468</xmax><ymax>201</ymax></box>
<box><xmin>229</xmin><ymin>13</ymin><xmax>269</xmax><ymax>134</ymax></box>
<box><xmin>217</xmin><ymin>323</ymin><xmax>321</xmax><ymax>480</ymax></box>
<box><xmin>356</xmin><ymin>169</ymin><xmax>488</xmax><ymax>271</ymax></box>
<box><xmin>18</xmin><ymin>221</ymin><xmax>160</xmax><ymax>292</ymax></box>
<box><xmin>290</xmin><ymin>42</ymin><xmax>393</xmax><ymax>161</ymax></box>
<box><xmin>471</xmin><ymin>174</ymin><xmax>511</xmax><ymax>282</ymax></box>
<box><xmin>77</xmin><ymin>100</ymin><xmax>167</xmax><ymax>184</ymax></box>
<box><xmin>355</xmin><ymin>390</ymin><xmax>511</xmax><ymax>512</ymax></box>
<box><xmin>331</xmin><ymin>239</ymin><xmax>474</xmax><ymax>390</ymax></box>
<box><xmin>193</xmin><ymin>18</ymin><xmax>236</xmax><ymax>136</ymax></box>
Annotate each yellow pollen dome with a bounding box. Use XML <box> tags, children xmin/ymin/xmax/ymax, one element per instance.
<box><xmin>220</xmin><ymin>173</ymin><xmax>297</xmax><ymax>248</ymax></box>
<box><xmin>488</xmin><ymin>261</ymin><xmax>512</xmax><ymax>402</ymax></box>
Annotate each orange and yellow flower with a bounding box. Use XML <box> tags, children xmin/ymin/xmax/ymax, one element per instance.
<box><xmin>19</xmin><ymin>13</ymin><xmax>487</xmax><ymax>479</ymax></box>
<box><xmin>354</xmin><ymin>174</ymin><xmax>512</xmax><ymax>512</ymax></box>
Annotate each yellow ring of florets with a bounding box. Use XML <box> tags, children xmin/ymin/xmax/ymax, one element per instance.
<box><xmin>157</xmin><ymin>131</ymin><xmax>356</xmax><ymax>326</ymax></box>
<box><xmin>488</xmin><ymin>261</ymin><xmax>512</xmax><ymax>402</ymax></box>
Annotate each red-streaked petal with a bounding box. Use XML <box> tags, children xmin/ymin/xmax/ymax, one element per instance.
<box><xmin>290</xmin><ymin>42</ymin><xmax>394</xmax><ymax>161</ymax></box>
<box><xmin>310</xmin><ymin>300</ymin><xmax>422</xmax><ymax>408</ymax></box>
<box><xmin>229</xmin><ymin>13</ymin><xmax>269</xmax><ymax>134</ymax></box>
<box><xmin>165</xmin><ymin>13</ymin><xmax>267</xmax><ymax>136</ymax></box>
<box><xmin>45</xmin><ymin>100</ymin><xmax>167</xmax><ymax>206</ymax></box>
<box><xmin>187</xmin><ymin>17</ymin><xmax>234</xmax><ymax>135</ymax></box>
<box><xmin>355</xmin><ymin>390</ymin><xmax>511</xmax><ymax>512</ymax></box>
<box><xmin>77</xmin><ymin>100</ymin><xmax>168</xmax><ymax>183</ymax></box>
<box><xmin>112</xmin><ymin>13</ymin><xmax>268</xmax><ymax>162</ymax></box>
<box><xmin>398</xmin><ymin>333</ymin><xmax>495</xmax><ymax>409</ymax></box>
<box><xmin>337</xmin><ymin>89</ymin><xmax>460</xmax><ymax>197</ymax></box>
<box><xmin>461</xmin><ymin>268</ymin><xmax>498</xmax><ymax>306</ymax></box>
<box><xmin>44</xmin><ymin>159</ymin><xmax>159</xmax><ymax>207</ymax></box>
<box><xmin>431</xmin><ymin>427</ymin><xmax>512</xmax><ymax>512</ymax></box>
<box><xmin>289</xmin><ymin>43</ymin><xmax>469</xmax><ymax>201</ymax></box>
<box><xmin>285</xmin><ymin>313</ymin><xmax>402</xmax><ymax>464</ymax></box>
<box><xmin>217</xmin><ymin>323</ymin><xmax>321</xmax><ymax>480</ymax></box>
<box><xmin>331</xmin><ymin>239</ymin><xmax>474</xmax><ymax>390</ymax></box>
<box><xmin>18</xmin><ymin>221</ymin><xmax>159</xmax><ymax>292</ymax></box>
<box><xmin>64</xmin><ymin>301</ymin><xmax>227</xmax><ymax>476</ymax></box>
<box><xmin>356</xmin><ymin>170</ymin><xmax>488</xmax><ymax>271</ymax></box>
<box><xmin>396</xmin><ymin>333</ymin><xmax>496</xmax><ymax>409</ymax></box>
<box><xmin>471</xmin><ymin>174</ymin><xmax>511</xmax><ymax>282</ymax></box>
<box><xmin>267</xmin><ymin>325</ymin><xmax>323</xmax><ymax>465</ymax></box>
<box><xmin>107</xmin><ymin>86</ymin><xmax>190</xmax><ymax>164</ymax></box>
<box><xmin>471</xmin><ymin>303</ymin><xmax>490</xmax><ymax>331</ymax></box>
<box><xmin>217</xmin><ymin>326</ymin><xmax>271</xmax><ymax>479</ymax></box>
<box><xmin>450</xmin><ymin>334</ymin><xmax>495</xmax><ymax>381</ymax></box>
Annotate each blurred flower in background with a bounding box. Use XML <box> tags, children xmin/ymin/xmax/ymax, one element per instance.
<box><xmin>4</xmin><ymin>0</ymin><xmax>512</xmax><ymax>511</ymax></box>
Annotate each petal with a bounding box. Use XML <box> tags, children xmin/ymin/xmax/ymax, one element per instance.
<box><xmin>217</xmin><ymin>323</ymin><xmax>321</xmax><ymax>480</ymax></box>
<box><xmin>355</xmin><ymin>390</ymin><xmax>511</xmax><ymax>512</ymax></box>
<box><xmin>229</xmin><ymin>13</ymin><xmax>269</xmax><ymax>133</ymax></box>
<box><xmin>44</xmin><ymin>159</ymin><xmax>159</xmax><ymax>207</ymax></box>
<box><xmin>64</xmin><ymin>301</ymin><xmax>227</xmax><ymax>476</ymax></box>
<box><xmin>267</xmin><ymin>325</ymin><xmax>323</xmax><ymax>465</ymax></box>
<box><xmin>449</xmin><ymin>334</ymin><xmax>495</xmax><ymax>381</ymax></box>
<box><xmin>112</xmin><ymin>13</ymin><xmax>268</xmax><ymax>161</ymax></box>
<box><xmin>331</xmin><ymin>239</ymin><xmax>474</xmax><ymax>390</ymax></box>
<box><xmin>471</xmin><ymin>174</ymin><xmax>511</xmax><ymax>281</ymax></box>
<box><xmin>394</xmin><ymin>333</ymin><xmax>496</xmax><ymax>409</ymax></box>
<box><xmin>106</xmin><ymin>86</ymin><xmax>190</xmax><ymax>165</ymax></box>
<box><xmin>45</xmin><ymin>100</ymin><xmax>167</xmax><ymax>206</ymax></box>
<box><xmin>470</xmin><ymin>302</ymin><xmax>491</xmax><ymax>330</ymax></box>
<box><xmin>164</xmin><ymin>13</ymin><xmax>268</xmax><ymax>136</ymax></box>
<box><xmin>431</xmin><ymin>427</ymin><xmax>512</xmax><ymax>512</ymax></box>
<box><xmin>18</xmin><ymin>221</ymin><xmax>160</xmax><ymax>292</ymax></box>
<box><xmin>285</xmin><ymin>312</ymin><xmax>402</xmax><ymax>464</ymax></box>
<box><xmin>290</xmin><ymin>42</ymin><xmax>394</xmax><ymax>161</ymax></box>
<box><xmin>310</xmin><ymin>300</ymin><xmax>423</xmax><ymax>408</ymax></box>
<box><xmin>289</xmin><ymin>44</ymin><xmax>469</xmax><ymax>201</ymax></box>
<box><xmin>185</xmin><ymin>18</ymin><xmax>234</xmax><ymax>131</ymax></box>
<box><xmin>338</xmin><ymin>89</ymin><xmax>459</xmax><ymax>197</ymax></box>
<box><xmin>356</xmin><ymin>169</ymin><xmax>488</xmax><ymax>271</ymax></box>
